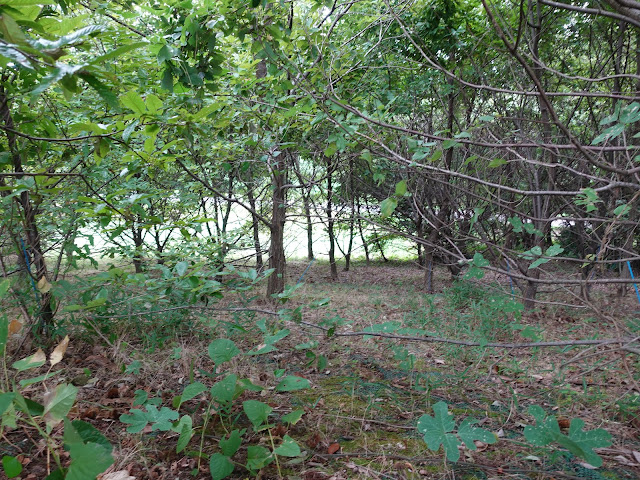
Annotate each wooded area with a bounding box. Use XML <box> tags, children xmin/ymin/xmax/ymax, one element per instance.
<box><xmin>1</xmin><ymin>0</ymin><xmax>640</xmax><ymax>478</ymax></box>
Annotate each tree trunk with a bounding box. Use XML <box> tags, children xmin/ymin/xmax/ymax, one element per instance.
<box><xmin>266</xmin><ymin>151</ymin><xmax>287</xmax><ymax>299</ymax></box>
<box><xmin>247</xmin><ymin>185</ymin><xmax>263</xmax><ymax>271</ymax></box>
<box><xmin>327</xmin><ymin>155</ymin><xmax>338</xmax><ymax>281</ymax></box>
<box><xmin>0</xmin><ymin>85</ymin><xmax>54</xmax><ymax>333</ymax></box>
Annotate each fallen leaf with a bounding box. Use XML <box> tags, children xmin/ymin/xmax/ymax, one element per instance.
<box><xmin>327</xmin><ymin>442</ymin><xmax>340</xmax><ymax>454</ymax></box>
<box><xmin>633</xmin><ymin>451</ymin><xmax>640</xmax><ymax>463</ymax></box>
<box><xmin>49</xmin><ymin>335</ymin><xmax>70</xmax><ymax>366</ymax></box>
<box><xmin>9</xmin><ymin>319</ymin><xmax>22</xmax><ymax>334</ymax></box>
<box><xmin>307</xmin><ymin>432</ymin><xmax>322</xmax><ymax>449</ymax></box>
<box><xmin>99</xmin><ymin>471</ymin><xmax>136</xmax><ymax>480</ymax></box>
<box><xmin>37</xmin><ymin>276</ymin><xmax>52</xmax><ymax>293</ymax></box>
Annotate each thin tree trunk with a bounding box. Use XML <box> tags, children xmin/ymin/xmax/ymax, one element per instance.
<box><xmin>0</xmin><ymin>85</ymin><xmax>53</xmax><ymax>333</ymax></box>
<box><xmin>266</xmin><ymin>152</ymin><xmax>287</xmax><ymax>299</ymax></box>
<box><xmin>327</xmin><ymin>155</ymin><xmax>338</xmax><ymax>281</ymax></box>
<box><xmin>247</xmin><ymin>185</ymin><xmax>263</xmax><ymax>271</ymax></box>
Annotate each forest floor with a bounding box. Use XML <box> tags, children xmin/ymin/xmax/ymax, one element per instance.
<box><xmin>3</xmin><ymin>260</ymin><xmax>640</xmax><ymax>479</ymax></box>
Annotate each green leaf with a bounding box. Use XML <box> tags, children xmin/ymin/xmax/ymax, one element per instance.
<box><xmin>66</xmin><ymin>442</ymin><xmax>113</xmax><ymax>480</ymax></box>
<box><xmin>246</xmin><ymin>445</ymin><xmax>273</xmax><ymax>471</ymax></box>
<box><xmin>395</xmin><ymin>180</ymin><xmax>407</xmax><ymax>196</ymax></box>
<box><xmin>528</xmin><ymin>257</ymin><xmax>550</xmax><ymax>270</ymax></box>
<box><xmin>281</xmin><ymin>409</ymin><xmax>304</xmax><ymax>425</ymax></box>
<box><xmin>524</xmin><ymin>406</ymin><xmax>611</xmax><ymax>467</ymax></box>
<box><xmin>0</xmin><ymin>392</ymin><xmax>15</xmax><ymax>416</ymax></box>
<box><xmin>44</xmin><ymin>383</ymin><xmax>78</xmax><ymax>431</ymax></box>
<box><xmin>179</xmin><ymin>382</ymin><xmax>207</xmax><ymax>406</ymax></box>
<box><xmin>323</xmin><ymin>143</ymin><xmax>338</xmax><ymax>157</ymax></box>
<box><xmin>566</xmin><ymin>418</ymin><xmax>611</xmax><ymax>467</ymax></box>
<box><xmin>0</xmin><ymin>44</ymin><xmax>34</xmax><ymax>70</ymax></box>
<box><xmin>208</xmin><ymin>339</ymin><xmax>240</xmax><ymax>365</ymax></box>
<box><xmin>90</xmin><ymin>42</ymin><xmax>147</xmax><ymax>65</ymax></box>
<box><xmin>210</xmin><ymin>374</ymin><xmax>238</xmax><ymax>406</ymax></box>
<box><xmin>120</xmin><ymin>405</ymin><xmax>178</xmax><ymax>433</ymax></box>
<box><xmin>545</xmin><ymin>244</ymin><xmax>564</xmax><ymax>257</ymax></box>
<box><xmin>488</xmin><ymin>158</ymin><xmax>507</xmax><ymax>168</ymax></box>
<box><xmin>472</xmin><ymin>252</ymin><xmax>489</xmax><ymax>267</ymax></box>
<box><xmin>274</xmin><ymin>435</ymin><xmax>301</xmax><ymax>457</ymax></box>
<box><xmin>119</xmin><ymin>409</ymin><xmax>148</xmax><ymax>433</ymax></box>
<box><xmin>209</xmin><ymin>453</ymin><xmax>234</xmax><ymax>480</ymax></box>
<box><xmin>275</xmin><ymin>376</ymin><xmax>310</xmax><ymax>392</ymax></box>
<box><xmin>63</xmin><ymin>419</ymin><xmax>113</xmax><ymax>480</ymax></box>
<box><xmin>457</xmin><ymin>418</ymin><xmax>497</xmax><ymax>449</ymax></box>
<box><xmin>2</xmin><ymin>455</ymin><xmax>22</xmax><ymax>478</ymax></box>
<box><xmin>417</xmin><ymin>401</ymin><xmax>461</xmax><ymax>462</ymax></box>
<box><xmin>243</xmin><ymin>400</ymin><xmax>272</xmax><ymax>428</ymax></box>
<box><xmin>0</xmin><ymin>316</ymin><xmax>7</xmax><ymax>357</ymax></box>
<box><xmin>175</xmin><ymin>415</ymin><xmax>193</xmax><ymax>453</ymax></box>
<box><xmin>120</xmin><ymin>90</ymin><xmax>147</xmax><ymax>115</ymax></box>
<box><xmin>0</xmin><ymin>279</ymin><xmax>10</xmax><ymax>299</ymax></box>
<box><xmin>0</xmin><ymin>13</ymin><xmax>27</xmax><ymax>46</ymax></box>
<box><xmin>219</xmin><ymin>429</ymin><xmax>242</xmax><ymax>456</ymax></box>
<box><xmin>380</xmin><ymin>197</ymin><xmax>397</xmax><ymax>219</ymax></box>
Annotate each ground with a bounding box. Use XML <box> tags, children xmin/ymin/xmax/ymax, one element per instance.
<box><xmin>2</xmin><ymin>260</ymin><xmax>640</xmax><ymax>479</ymax></box>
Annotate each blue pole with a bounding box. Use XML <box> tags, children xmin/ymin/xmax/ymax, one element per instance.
<box><xmin>626</xmin><ymin>261</ymin><xmax>640</xmax><ymax>306</ymax></box>
<box><xmin>505</xmin><ymin>258</ymin><xmax>515</xmax><ymax>295</ymax></box>
<box><xmin>296</xmin><ymin>258</ymin><xmax>316</xmax><ymax>285</ymax></box>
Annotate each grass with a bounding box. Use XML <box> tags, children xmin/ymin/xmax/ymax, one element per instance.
<box><xmin>3</xmin><ymin>259</ymin><xmax>640</xmax><ymax>479</ymax></box>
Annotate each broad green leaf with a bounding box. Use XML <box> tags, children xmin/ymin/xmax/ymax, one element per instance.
<box><xmin>243</xmin><ymin>400</ymin><xmax>272</xmax><ymax>428</ymax></box>
<box><xmin>2</xmin><ymin>455</ymin><xmax>22</xmax><ymax>478</ymax></box>
<box><xmin>0</xmin><ymin>279</ymin><xmax>9</xmax><ymax>299</ymax></box>
<box><xmin>0</xmin><ymin>393</ymin><xmax>15</xmax><ymax>416</ymax></box>
<box><xmin>32</xmin><ymin>64</ymin><xmax>85</xmax><ymax>96</ymax></box>
<box><xmin>380</xmin><ymin>197</ymin><xmax>397</xmax><ymax>219</ymax></box>
<box><xmin>175</xmin><ymin>415</ymin><xmax>193</xmax><ymax>453</ymax></box>
<box><xmin>417</xmin><ymin>401</ymin><xmax>460</xmax><ymax>461</ymax></box>
<box><xmin>119</xmin><ymin>409</ymin><xmax>148</xmax><ymax>433</ymax></box>
<box><xmin>0</xmin><ymin>44</ymin><xmax>33</xmax><ymax>69</ymax></box>
<box><xmin>323</xmin><ymin>143</ymin><xmax>338</xmax><ymax>157</ymax></box>
<box><xmin>146</xmin><ymin>405</ymin><xmax>179</xmax><ymax>431</ymax></box>
<box><xmin>457</xmin><ymin>418</ymin><xmax>497</xmax><ymax>449</ymax></box>
<box><xmin>281</xmin><ymin>409</ymin><xmax>304</xmax><ymax>425</ymax></box>
<box><xmin>545</xmin><ymin>245</ymin><xmax>564</xmax><ymax>257</ymax></box>
<box><xmin>395</xmin><ymin>180</ymin><xmax>407</xmax><ymax>196</ymax></box>
<box><xmin>90</xmin><ymin>42</ymin><xmax>147</xmax><ymax>65</ymax></box>
<box><xmin>209</xmin><ymin>453</ymin><xmax>234</xmax><ymax>480</ymax></box>
<box><xmin>208</xmin><ymin>339</ymin><xmax>240</xmax><ymax>365</ymax></box>
<box><xmin>44</xmin><ymin>383</ymin><xmax>78</xmax><ymax>431</ymax></box>
<box><xmin>528</xmin><ymin>257</ymin><xmax>550</xmax><ymax>270</ymax></box>
<box><xmin>178</xmin><ymin>382</ymin><xmax>207</xmax><ymax>406</ymax></box>
<box><xmin>120</xmin><ymin>90</ymin><xmax>147</xmax><ymax>115</ymax></box>
<box><xmin>524</xmin><ymin>406</ymin><xmax>611</xmax><ymax>467</ymax></box>
<box><xmin>219</xmin><ymin>429</ymin><xmax>242</xmax><ymax>456</ymax></box>
<box><xmin>472</xmin><ymin>252</ymin><xmax>489</xmax><ymax>267</ymax></box>
<box><xmin>565</xmin><ymin>418</ymin><xmax>611</xmax><ymax>467</ymax></box>
<box><xmin>275</xmin><ymin>376</ymin><xmax>310</xmax><ymax>392</ymax></box>
<box><xmin>210</xmin><ymin>374</ymin><xmax>238</xmax><ymax>405</ymax></box>
<box><xmin>65</xmin><ymin>442</ymin><xmax>113</xmax><ymax>480</ymax></box>
<box><xmin>274</xmin><ymin>435</ymin><xmax>301</xmax><ymax>457</ymax></box>
<box><xmin>246</xmin><ymin>445</ymin><xmax>273</xmax><ymax>471</ymax></box>
<box><xmin>264</xmin><ymin>329</ymin><xmax>290</xmax><ymax>345</ymax></box>
<box><xmin>0</xmin><ymin>13</ymin><xmax>27</xmax><ymax>45</ymax></box>
<box><xmin>488</xmin><ymin>158</ymin><xmax>507</xmax><ymax>168</ymax></box>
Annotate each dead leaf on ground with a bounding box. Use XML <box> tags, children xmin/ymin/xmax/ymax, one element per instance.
<box><xmin>99</xmin><ymin>471</ymin><xmax>136</xmax><ymax>480</ymax></box>
<box><xmin>9</xmin><ymin>319</ymin><xmax>22</xmax><ymax>334</ymax></box>
<box><xmin>327</xmin><ymin>442</ymin><xmax>340</xmax><ymax>454</ymax></box>
<box><xmin>50</xmin><ymin>335</ymin><xmax>70</xmax><ymax>366</ymax></box>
